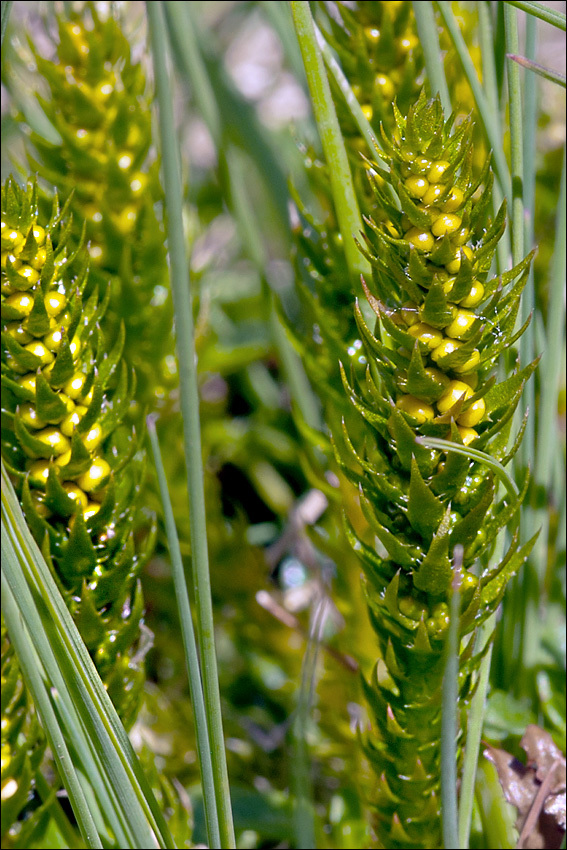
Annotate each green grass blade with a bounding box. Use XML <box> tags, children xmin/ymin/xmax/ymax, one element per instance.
<box><xmin>145</xmin><ymin>4</ymin><xmax>235</xmax><ymax>846</ymax></box>
<box><xmin>167</xmin><ymin>0</ymin><xmax>290</xmax><ymax>234</ymax></box>
<box><xmin>147</xmin><ymin>416</ymin><xmax>221</xmax><ymax>850</ymax></box>
<box><xmin>163</xmin><ymin>0</ymin><xmax>221</xmax><ymax>144</ymax></box>
<box><xmin>504</xmin><ymin>0</ymin><xmax>566</xmax><ymax>30</ymax></box>
<box><xmin>516</xmin><ymin>13</ymin><xmax>538</xmax><ymax>514</ymax></box>
<box><xmin>414</xmin><ymin>437</ymin><xmax>520</xmax><ymax>498</ymax></box>
<box><xmin>222</xmin><ymin>144</ymin><xmax>322</xmax><ymax>430</ymax></box>
<box><xmin>535</xmin><ymin>148</ymin><xmax>566</xmax><ymax>588</ymax></box>
<box><xmin>1</xmin><ymin>463</ymin><xmax>174</xmax><ymax>849</ymax></box>
<box><xmin>504</xmin><ymin>6</ymin><xmax>526</xmax><ymax>268</ymax></box>
<box><xmin>508</xmin><ymin>53</ymin><xmax>566</xmax><ymax>87</ymax></box>
<box><xmin>1</xmin><ymin>570</ymin><xmax>103</xmax><ymax>849</ymax></box>
<box><xmin>1</xmin><ymin>0</ymin><xmax>13</xmax><ymax>49</ymax></box>
<box><xmin>412</xmin><ymin>1</ymin><xmax>451</xmax><ymax>114</ymax></box>
<box><xmin>437</xmin><ymin>1</ymin><xmax>512</xmax><ymax>202</ymax></box>
<box><xmin>314</xmin><ymin>21</ymin><xmax>389</xmax><ymax>172</ymax></box>
<box><xmin>458</xmin><ymin>617</ymin><xmax>496</xmax><ymax>849</ymax></box>
<box><xmin>441</xmin><ymin>552</ymin><xmax>462</xmax><ymax>850</ymax></box>
<box><xmin>291</xmin><ymin>0</ymin><xmax>369</xmax><ymax>281</ymax></box>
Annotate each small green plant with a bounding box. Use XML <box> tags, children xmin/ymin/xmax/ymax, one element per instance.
<box><xmin>1</xmin><ymin>178</ymin><xmax>150</xmax><ymax>730</ymax></box>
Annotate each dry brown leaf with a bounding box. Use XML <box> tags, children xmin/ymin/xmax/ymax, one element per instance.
<box><xmin>484</xmin><ymin>725</ymin><xmax>566</xmax><ymax>849</ymax></box>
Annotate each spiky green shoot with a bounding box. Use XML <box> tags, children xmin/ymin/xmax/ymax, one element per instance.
<box><xmin>1</xmin><ymin>178</ymin><xmax>152</xmax><ymax>729</ymax></box>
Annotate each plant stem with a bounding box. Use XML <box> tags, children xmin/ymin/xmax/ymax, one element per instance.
<box><xmin>147</xmin><ymin>417</ymin><xmax>221</xmax><ymax>850</ymax></box>
<box><xmin>412</xmin><ymin>1</ymin><xmax>451</xmax><ymax>114</ymax></box>
<box><xmin>441</xmin><ymin>558</ymin><xmax>462</xmax><ymax>850</ymax></box>
<box><xmin>437</xmin><ymin>1</ymin><xmax>512</xmax><ymax>203</ymax></box>
<box><xmin>291</xmin><ymin>0</ymin><xmax>368</xmax><ymax>282</ymax></box>
<box><xmin>535</xmin><ymin>149</ymin><xmax>566</xmax><ymax>593</ymax></box>
<box><xmin>1</xmin><ymin>0</ymin><xmax>13</xmax><ymax>49</ymax></box>
<box><xmin>146</xmin><ymin>4</ymin><xmax>235</xmax><ymax>847</ymax></box>
<box><xmin>1</xmin><ymin>569</ymin><xmax>103</xmax><ymax>849</ymax></box>
<box><xmin>504</xmin><ymin>0</ymin><xmax>566</xmax><ymax>30</ymax></box>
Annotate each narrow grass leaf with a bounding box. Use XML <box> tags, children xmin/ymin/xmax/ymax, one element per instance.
<box><xmin>145</xmin><ymin>4</ymin><xmax>235</xmax><ymax>846</ymax></box>
<box><xmin>291</xmin><ymin>0</ymin><xmax>369</xmax><ymax>280</ymax></box>
<box><xmin>1</xmin><ymin>463</ymin><xmax>174</xmax><ymax>849</ymax></box>
<box><xmin>1</xmin><ymin>570</ymin><xmax>103</xmax><ymax>849</ymax></box>
<box><xmin>504</xmin><ymin>0</ymin><xmax>566</xmax><ymax>30</ymax></box>
<box><xmin>441</xmin><ymin>551</ymin><xmax>462</xmax><ymax>850</ymax></box>
<box><xmin>507</xmin><ymin>54</ymin><xmax>566</xmax><ymax>87</ymax></box>
<box><xmin>412</xmin><ymin>1</ymin><xmax>451</xmax><ymax>114</ymax></box>
<box><xmin>147</xmin><ymin>415</ymin><xmax>221</xmax><ymax>850</ymax></box>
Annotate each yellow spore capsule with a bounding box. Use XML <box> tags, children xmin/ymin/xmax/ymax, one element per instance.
<box><xmin>412</xmin><ymin>155</ymin><xmax>432</xmax><ymax>175</ymax></box>
<box><xmin>24</xmin><ymin>341</ymin><xmax>54</xmax><ymax>366</ymax></box>
<box><xmin>405</xmin><ymin>176</ymin><xmax>429</xmax><ymax>199</ymax></box>
<box><xmin>458</xmin><ymin>372</ymin><xmax>479</xmax><ymax>390</ymax></box>
<box><xmin>427</xmin><ymin>160</ymin><xmax>450</xmax><ymax>183</ymax></box>
<box><xmin>396</xmin><ymin>395</ymin><xmax>435</xmax><ymax>424</ymax></box>
<box><xmin>27</xmin><ymin>459</ymin><xmax>51</xmax><ymax>487</ymax></box>
<box><xmin>431</xmin><ymin>213</ymin><xmax>462</xmax><ymax>238</ymax></box>
<box><xmin>2</xmin><ymin>292</ymin><xmax>34</xmax><ymax>317</ymax></box>
<box><xmin>460</xmin><ymin>282</ymin><xmax>484</xmax><ymax>307</ymax></box>
<box><xmin>129</xmin><ymin>172</ymin><xmax>148</xmax><ymax>196</ymax></box>
<box><xmin>18</xmin><ymin>403</ymin><xmax>47</xmax><ymax>430</ymax></box>
<box><xmin>451</xmin><ymin>225</ymin><xmax>470</xmax><ymax>247</ymax></box>
<box><xmin>408</xmin><ymin>322</ymin><xmax>443</xmax><ymax>349</ymax></box>
<box><xmin>54</xmin><ymin>449</ymin><xmax>72</xmax><ymax>468</ymax></box>
<box><xmin>457</xmin><ymin>426</ymin><xmax>478</xmax><ymax>446</ymax></box>
<box><xmin>44</xmin><ymin>292</ymin><xmax>67</xmax><ymax>317</ymax></box>
<box><xmin>441</xmin><ymin>187</ymin><xmax>464</xmax><ymax>212</ymax></box>
<box><xmin>361</xmin><ymin>104</ymin><xmax>373</xmax><ymax>122</ymax></box>
<box><xmin>43</xmin><ymin>327</ymin><xmax>64</xmax><ymax>351</ymax></box>
<box><xmin>431</xmin><ymin>338</ymin><xmax>463</xmax><ymax>363</ymax></box>
<box><xmin>69</xmin><ymin>335</ymin><xmax>82</xmax><ymax>359</ymax></box>
<box><xmin>62</xmin><ymin>482</ymin><xmax>89</xmax><ymax>511</ymax></box>
<box><xmin>424</xmin><ymin>367</ymin><xmax>450</xmax><ymax>389</ymax></box>
<box><xmin>453</xmin><ymin>348</ymin><xmax>481</xmax><ymax>374</ymax></box>
<box><xmin>375</xmin><ymin>74</ymin><xmax>395</xmax><ymax>100</ymax></box>
<box><xmin>437</xmin><ymin>380</ymin><xmax>473</xmax><ymax>415</ymax></box>
<box><xmin>422</xmin><ymin>184</ymin><xmax>445</xmax><ymax>206</ymax></box>
<box><xmin>63</xmin><ymin>372</ymin><xmax>87</xmax><ymax>399</ymax></box>
<box><xmin>31</xmin><ymin>224</ymin><xmax>46</xmax><ymax>245</ymax></box>
<box><xmin>442</xmin><ymin>277</ymin><xmax>457</xmax><ymax>296</ymax></box>
<box><xmin>82</xmin><ymin>386</ymin><xmax>94</xmax><ymax>406</ymax></box>
<box><xmin>77</xmin><ymin>458</ymin><xmax>111</xmax><ymax>493</ymax></box>
<box><xmin>446</xmin><ymin>245</ymin><xmax>474</xmax><ymax>275</ymax></box>
<box><xmin>445</xmin><ymin>309</ymin><xmax>477</xmax><ymax>339</ymax></box>
<box><xmin>6</xmin><ymin>322</ymin><xmax>32</xmax><ymax>345</ymax></box>
<box><xmin>16</xmin><ymin>265</ymin><xmax>41</xmax><ymax>287</ymax></box>
<box><xmin>83</xmin><ymin>502</ymin><xmax>101</xmax><ymax>521</ymax></box>
<box><xmin>17</xmin><ymin>373</ymin><xmax>36</xmax><ymax>394</ymax></box>
<box><xmin>32</xmin><ymin>427</ymin><xmax>71</xmax><ymax>458</ymax></box>
<box><xmin>457</xmin><ymin>398</ymin><xmax>486</xmax><ymax>428</ymax></box>
<box><xmin>30</xmin><ymin>492</ymin><xmax>51</xmax><ymax>519</ymax></box>
<box><xmin>60</xmin><ymin>405</ymin><xmax>86</xmax><ymax>437</ymax></box>
<box><xmin>28</xmin><ymin>246</ymin><xmax>47</xmax><ymax>270</ymax></box>
<box><xmin>81</xmin><ymin>422</ymin><xmax>103</xmax><ymax>452</ymax></box>
<box><xmin>405</xmin><ymin>227</ymin><xmax>434</xmax><ymax>251</ymax></box>
<box><xmin>2</xmin><ymin>228</ymin><xmax>24</xmax><ymax>252</ymax></box>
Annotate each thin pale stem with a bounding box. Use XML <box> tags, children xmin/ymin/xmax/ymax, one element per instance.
<box><xmin>146</xmin><ymin>4</ymin><xmax>235</xmax><ymax>846</ymax></box>
<box><xmin>147</xmin><ymin>417</ymin><xmax>221</xmax><ymax>850</ymax></box>
<box><xmin>291</xmin><ymin>0</ymin><xmax>369</xmax><ymax>282</ymax></box>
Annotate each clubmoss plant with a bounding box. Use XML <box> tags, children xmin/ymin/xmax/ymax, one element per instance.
<box><xmin>1</xmin><ymin>177</ymin><xmax>151</xmax><ymax>730</ymax></box>
<box><xmin>23</xmin><ymin>3</ymin><xmax>174</xmax><ymax>407</ymax></box>
<box><xmin>294</xmin><ymin>89</ymin><xmax>539</xmax><ymax>847</ymax></box>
